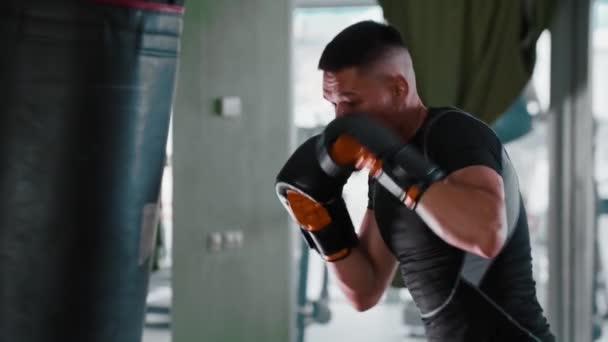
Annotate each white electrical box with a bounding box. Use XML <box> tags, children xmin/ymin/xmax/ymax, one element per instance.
<box><xmin>216</xmin><ymin>96</ymin><xmax>242</xmax><ymax>118</ymax></box>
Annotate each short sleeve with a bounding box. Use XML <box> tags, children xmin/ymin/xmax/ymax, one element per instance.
<box><xmin>424</xmin><ymin>112</ymin><xmax>503</xmax><ymax>175</ymax></box>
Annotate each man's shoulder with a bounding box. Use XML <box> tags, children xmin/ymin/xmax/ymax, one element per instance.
<box><xmin>424</xmin><ymin>107</ymin><xmax>500</xmax><ymax>145</ymax></box>
<box><xmin>422</xmin><ymin>107</ymin><xmax>503</xmax><ymax>173</ymax></box>
<box><xmin>427</xmin><ymin>107</ymin><xmax>492</xmax><ymax>133</ymax></box>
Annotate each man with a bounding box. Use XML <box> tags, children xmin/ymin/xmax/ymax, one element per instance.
<box><xmin>276</xmin><ymin>21</ymin><xmax>554</xmax><ymax>341</ymax></box>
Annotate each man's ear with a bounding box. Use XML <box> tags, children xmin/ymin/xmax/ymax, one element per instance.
<box><xmin>393</xmin><ymin>75</ymin><xmax>409</xmax><ymax>101</ymax></box>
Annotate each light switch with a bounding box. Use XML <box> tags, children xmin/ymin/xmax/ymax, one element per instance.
<box><xmin>207</xmin><ymin>230</ymin><xmax>244</xmax><ymax>252</ymax></box>
<box><xmin>223</xmin><ymin>230</ymin><xmax>244</xmax><ymax>249</ymax></box>
<box><xmin>207</xmin><ymin>232</ymin><xmax>223</xmax><ymax>252</ymax></box>
<box><xmin>215</xmin><ymin>96</ymin><xmax>242</xmax><ymax>118</ymax></box>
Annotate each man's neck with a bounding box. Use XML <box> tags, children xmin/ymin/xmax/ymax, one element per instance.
<box><xmin>398</xmin><ymin>105</ymin><xmax>428</xmax><ymax>141</ymax></box>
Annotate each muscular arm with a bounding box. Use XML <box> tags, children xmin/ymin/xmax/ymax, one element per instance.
<box><xmin>329</xmin><ymin>209</ymin><xmax>398</xmax><ymax>311</ymax></box>
<box><xmin>416</xmin><ymin>165</ymin><xmax>508</xmax><ymax>258</ymax></box>
<box><xmin>409</xmin><ymin>111</ymin><xmax>510</xmax><ymax>259</ymax></box>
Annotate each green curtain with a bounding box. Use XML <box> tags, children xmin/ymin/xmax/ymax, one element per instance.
<box><xmin>378</xmin><ymin>0</ymin><xmax>554</xmax><ymax>124</ymax></box>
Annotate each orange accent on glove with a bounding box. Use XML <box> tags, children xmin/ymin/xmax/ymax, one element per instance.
<box><xmin>323</xmin><ymin>248</ymin><xmax>350</xmax><ymax>262</ymax></box>
<box><xmin>286</xmin><ymin>190</ymin><xmax>331</xmax><ymax>231</ymax></box>
<box><xmin>368</xmin><ymin>159</ymin><xmax>383</xmax><ymax>177</ymax></box>
<box><xmin>330</xmin><ymin>134</ymin><xmax>378</xmax><ymax>170</ymax></box>
<box><xmin>404</xmin><ymin>185</ymin><xmax>422</xmax><ymax>209</ymax></box>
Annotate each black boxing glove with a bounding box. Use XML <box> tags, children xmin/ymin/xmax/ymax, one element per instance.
<box><xmin>275</xmin><ymin>135</ymin><xmax>358</xmax><ymax>262</ymax></box>
<box><xmin>318</xmin><ymin>113</ymin><xmax>445</xmax><ymax>210</ymax></box>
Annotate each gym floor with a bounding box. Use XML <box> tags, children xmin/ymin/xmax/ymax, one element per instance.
<box><xmin>143</xmin><ymin>268</ymin><xmax>172</xmax><ymax>342</ymax></box>
<box><xmin>141</xmin><ymin>267</ymin><xmax>424</xmax><ymax>342</ymax></box>
<box><xmin>139</xmin><ymin>267</ymin><xmax>416</xmax><ymax>342</ymax></box>
<box><xmin>141</xmin><ymin>265</ymin><xmax>608</xmax><ymax>342</ymax></box>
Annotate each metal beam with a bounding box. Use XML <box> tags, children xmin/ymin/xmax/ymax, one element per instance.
<box><xmin>547</xmin><ymin>0</ymin><xmax>595</xmax><ymax>340</ymax></box>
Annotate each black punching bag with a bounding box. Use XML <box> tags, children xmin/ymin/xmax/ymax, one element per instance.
<box><xmin>0</xmin><ymin>1</ymin><xmax>184</xmax><ymax>341</ymax></box>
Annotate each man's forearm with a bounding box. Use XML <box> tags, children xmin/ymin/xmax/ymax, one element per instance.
<box><xmin>328</xmin><ymin>247</ymin><xmax>381</xmax><ymax>311</ymax></box>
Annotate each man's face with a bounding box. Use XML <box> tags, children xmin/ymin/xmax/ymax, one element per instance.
<box><xmin>322</xmin><ymin>67</ymin><xmax>399</xmax><ymax>127</ymax></box>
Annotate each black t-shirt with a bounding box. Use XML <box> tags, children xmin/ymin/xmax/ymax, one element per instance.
<box><xmin>368</xmin><ymin>107</ymin><xmax>554</xmax><ymax>341</ymax></box>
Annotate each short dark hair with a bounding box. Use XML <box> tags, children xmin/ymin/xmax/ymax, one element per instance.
<box><xmin>318</xmin><ymin>21</ymin><xmax>406</xmax><ymax>72</ymax></box>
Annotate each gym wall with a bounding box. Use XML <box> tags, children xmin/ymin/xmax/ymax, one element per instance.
<box><xmin>172</xmin><ymin>1</ymin><xmax>293</xmax><ymax>341</ymax></box>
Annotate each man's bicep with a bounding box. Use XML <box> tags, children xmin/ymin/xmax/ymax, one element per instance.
<box><xmin>446</xmin><ymin>165</ymin><xmax>505</xmax><ymax>200</ymax></box>
<box><xmin>358</xmin><ymin>209</ymin><xmax>398</xmax><ymax>291</ymax></box>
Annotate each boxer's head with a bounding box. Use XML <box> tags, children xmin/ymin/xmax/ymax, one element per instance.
<box><xmin>319</xmin><ymin>21</ymin><xmax>425</xmax><ymax>139</ymax></box>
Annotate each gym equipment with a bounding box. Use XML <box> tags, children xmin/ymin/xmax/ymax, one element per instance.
<box><xmin>0</xmin><ymin>1</ymin><xmax>184</xmax><ymax>341</ymax></box>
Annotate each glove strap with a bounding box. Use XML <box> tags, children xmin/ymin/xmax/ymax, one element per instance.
<box><xmin>373</xmin><ymin>145</ymin><xmax>445</xmax><ymax>210</ymax></box>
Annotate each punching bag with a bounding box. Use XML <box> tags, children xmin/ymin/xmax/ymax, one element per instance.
<box><xmin>0</xmin><ymin>1</ymin><xmax>184</xmax><ymax>341</ymax></box>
